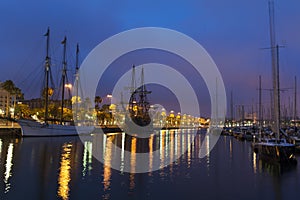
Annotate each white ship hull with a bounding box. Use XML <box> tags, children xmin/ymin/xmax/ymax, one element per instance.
<box><xmin>18</xmin><ymin>119</ymin><xmax>94</xmax><ymax>137</ymax></box>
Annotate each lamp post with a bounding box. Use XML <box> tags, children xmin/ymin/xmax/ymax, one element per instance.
<box><xmin>64</xmin><ymin>83</ymin><xmax>72</xmax><ymax>109</ymax></box>
<box><xmin>65</xmin><ymin>83</ymin><xmax>72</xmax><ymax>90</ymax></box>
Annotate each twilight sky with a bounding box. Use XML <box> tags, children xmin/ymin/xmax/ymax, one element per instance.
<box><xmin>1</xmin><ymin>0</ymin><xmax>300</xmax><ymax>117</ymax></box>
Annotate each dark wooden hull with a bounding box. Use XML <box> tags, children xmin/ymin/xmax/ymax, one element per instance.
<box><xmin>253</xmin><ymin>142</ymin><xmax>297</xmax><ymax>164</ymax></box>
<box><xmin>123</xmin><ymin>115</ymin><xmax>153</xmax><ymax>134</ymax></box>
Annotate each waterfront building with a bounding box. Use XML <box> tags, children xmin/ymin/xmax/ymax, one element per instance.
<box><xmin>0</xmin><ymin>82</ymin><xmax>14</xmax><ymax>117</ymax></box>
<box><xmin>20</xmin><ymin>98</ymin><xmax>43</xmax><ymax>109</ymax></box>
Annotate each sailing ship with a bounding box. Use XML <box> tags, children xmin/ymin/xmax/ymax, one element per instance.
<box><xmin>252</xmin><ymin>0</ymin><xmax>296</xmax><ymax>164</ymax></box>
<box><xmin>123</xmin><ymin>65</ymin><xmax>153</xmax><ymax>133</ymax></box>
<box><xmin>18</xmin><ymin>28</ymin><xmax>94</xmax><ymax>136</ymax></box>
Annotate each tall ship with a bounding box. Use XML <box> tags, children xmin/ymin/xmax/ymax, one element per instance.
<box><xmin>123</xmin><ymin>65</ymin><xmax>153</xmax><ymax>133</ymax></box>
<box><xmin>18</xmin><ymin>28</ymin><xmax>94</xmax><ymax>136</ymax></box>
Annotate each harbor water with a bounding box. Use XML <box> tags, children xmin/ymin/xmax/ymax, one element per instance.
<box><xmin>0</xmin><ymin>129</ymin><xmax>300</xmax><ymax>200</ymax></box>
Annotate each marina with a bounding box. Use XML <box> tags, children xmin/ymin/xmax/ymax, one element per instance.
<box><xmin>0</xmin><ymin>129</ymin><xmax>300</xmax><ymax>199</ymax></box>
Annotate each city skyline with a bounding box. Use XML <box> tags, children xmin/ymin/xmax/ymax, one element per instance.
<box><xmin>1</xmin><ymin>0</ymin><xmax>300</xmax><ymax>117</ymax></box>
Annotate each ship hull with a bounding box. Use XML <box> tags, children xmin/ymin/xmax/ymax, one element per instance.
<box><xmin>253</xmin><ymin>141</ymin><xmax>297</xmax><ymax>164</ymax></box>
<box><xmin>18</xmin><ymin>119</ymin><xmax>94</xmax><ymax>137</ymax></box>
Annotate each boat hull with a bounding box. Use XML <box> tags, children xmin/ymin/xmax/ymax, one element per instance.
<box><xmin>18</xmin><ymin>119</ymin><xmax>94</xmax><ymax>137</ymax></box>
<box><xmin>253</xmin><ymin>142</ymin><xmax>297</xmax><ymax>164</ymax></box>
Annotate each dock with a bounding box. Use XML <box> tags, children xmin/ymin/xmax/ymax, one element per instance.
<box><xmin>0</xmin><ymin>122</ymin><xmax>21</xmax><ymax>136</ymax></box>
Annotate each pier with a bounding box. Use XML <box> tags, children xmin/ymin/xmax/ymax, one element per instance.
<box><xmin>0</xmin><ymin>122</ymin><xmax>21</xmax><ymax>135</ymax></box>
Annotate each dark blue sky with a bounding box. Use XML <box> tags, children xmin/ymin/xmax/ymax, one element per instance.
<box><xmin>1</xmin><ymin>0</ymin><xmax>300</xmax><ymax>117</ymax></box>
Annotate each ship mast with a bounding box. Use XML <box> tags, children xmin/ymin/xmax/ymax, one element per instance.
<box><xmin>129</xmin><ymin>65</ymin><xmax>137</xmax><ymax>112</ymax></box>
<box><xmin>131</xmin><ymin>65</ymin><xmax>136</xmax><ymax>94</ymax></box>
<box><xmin>75</xmin><ymin>44</ymin><xmax>79</xmax><ymax>121</ymax></box>
<box><xmin>60</xmin><ymin>36</ymin><xmax>67</xmax><ymax>124</ymax></box>
<box><xmin>259</xmin><ymin>75</ymin><xmax>262</xmax><ymax>141</ymax></box>
<box><xmin>44</xmin><ymin>27</ymin><xmax>50</xmax><ymax>122</ymax></box>
<box><xmin>276</xmin><ymin>44</ymin><xmax>281</xmax><ymax>139</ymax></box>
<box><xmin>268</xmin><ymin>0</ymin><xmax>280</xmax><ymax>140</ymax></box>
<box><xmin>230</xmin><ymin>91</ymin><xmax>233</xmax><ymax>126</ymax></box>
<box><xmin>139</xmin><ymin>67</ymin><xmax>150</xmax><ymax>114</ymax></box>
<box><xmin>294</xmin><ymin>76</ymin><xmax>297</xmax><ymax>130</ymax></box>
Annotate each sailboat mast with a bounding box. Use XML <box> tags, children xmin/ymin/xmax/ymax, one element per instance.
<box><xmin>268</xmin><ymin>0</ymin><xmax>280</xmax><ymax>139</ymax></box>
<box><xmin>131</xmin><ymin>65</ymin><xmax>136</xmax><ymax>94</ymax></box>
<box><xmin>44</xmin><ymin>27</ymin><xmax>50</xmax><ymax>122</ymax></box>
<box><xmin>259</xmin><ymin>75</ymin><xmax>262</xmax><ymax>141</ymax></box>
<box><xmin>75</xmin><ymin>44</ymin><xmax>79</xmax><ymax>121</ymax></box>
<box><xmin>129</xmin><ymin>65</ymin><xmax>136</xmax><ymax>111</ymax></box>
<box><xmin>230</xmin><ymin>91</ymin><xmax>233</xmax><ymax>126</ymax></box>
<box><xmin>294</xmin><ymin>76</ymin><xmax>297</xmax><ymax>129</ymax></box>
<box><xmin>216</xmin><ymin>77</ymin><xmax>218</xmax><ymax>126</ymax></box>
<box><xmin>61</xmin><ymin>36</ymin><xmax>67</xmax><ymax>124</ymax></box>
<box><xmin>252</xmin><ymin>98</ymin><xmax>254</xmax><ymax>123</ymax></box>
<box><xmin>140</xmin><ymin>67</ymin><xmax>147</xmax><ymax>113</ymax></box>
<box><xmin>76</xmin><ymin>44</ymin><xmax>79</xmax><ymax>73</ymax></box>
<box><xmin>276</xmin><ymin>45</ymin><xmax>281</xmax><ymax>140</ymax></box>
<box><xmin>140</xmin><ymin>67</ymin><xmax>145</xmax><ymax>104</ymax></box>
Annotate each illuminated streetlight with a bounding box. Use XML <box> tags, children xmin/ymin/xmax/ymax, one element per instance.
<box><xmin>65</xmin><ymin>83</ymin><xmax>72</xmax><ymax>89</ymax></box>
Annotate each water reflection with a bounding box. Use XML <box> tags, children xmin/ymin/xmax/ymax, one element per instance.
<box><xmin>4</xmin><ymin>143</ymin><xmax>14</xmax><ymax>193</ymax></box>
<box><xmin>148</xmin><ymin>134</ymin><xmax>153</xmax><ymax>174</ymax></box>
<box><xmin>120</xmin><ymin>132</ymin><xmax>125</xmax><ymax>173</ymax></box>
<box><xmin>205</xmin><ymin>135</ymin><xmax>210</xmax><ymax>173</ymax></box>
<box><xmin>169</xmin><ymin>131</ymin><xmax>174</xmax><ymax>174</ymax></box>
<box><xmin>0</xmin><ymin>129</ymin><xmax>299</xmax><ymax>200</ymax></box>
<box><xmin>85</xmin><ymin>129</ymin><xmax>198</xmax><ymax>184</ymax></box>
<box><xmin>57</xmin><ymin>143</ymin><xmax>72</xmax><ymax>200</ymax></box>
<box><xmin>159</xmin><ymin>131</ymin><xmax>165</xmax><ymax>170</ymax></box>
<box><xmin>257</xmin><ymin>157</ymin><xmax>297</xmax><ymax>176</ymax></box>
<box><xmin>0</xmin><ymin>139</ymin><xmax>2</xmax><ymax>157</ymax></box>
<box><xmin>251</xmin><ymin>150</ymin><xmax>297</xmax><ymax>176</ymax></box>
<box><xmin>82</xmin><ymin>141</ymin><xmax>93</xmax><ymax>177</ymax></box>
<box><xmin>229</xmin><ymin>138</ymin><xmax>232</xmax><ymax>159</ymax></box>
<box><xmin>130</xmin><ymin>137</ymin><xmax>136</xmax><ymax>190</ymax></box>
<box><xmin>103</xmin><ymin>135</ymin><xmax>112</xmax><ymax>192</ymax></box>
<box><xmin>253</xmin><ymin>152</ymin><xmax>257</xmax><ymax>174</ymax></box>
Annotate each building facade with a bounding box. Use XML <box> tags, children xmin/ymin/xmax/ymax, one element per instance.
<box><xmin>0</xmin><ymin>83</ymin><xmax>14</xmax><ymax>117</ymax></box>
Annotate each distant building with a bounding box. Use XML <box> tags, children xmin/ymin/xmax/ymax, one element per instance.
<box><xmin>20</xmin><ymin>98</ymin><xmax>70</xmax><ymax>110</ymax></box>
<box><xmin>21</xmin><ymin>98</ymin><xmax>43</xmax><ymax>109</ymax></box>
<box><xmin>0</xmin><ymin>82</ymin><xmax>14</xmax><ymax>117</ymax></box>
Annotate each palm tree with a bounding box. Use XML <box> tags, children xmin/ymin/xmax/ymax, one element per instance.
<box><xmin>0</xmin><ymin>80</ymin><xmax>24</xmax><ymax>118</ymax></box>
<box><xmin>94</xmin><ymin>96</ymin><xmax>102</xmax><ymax>111</ymax></box>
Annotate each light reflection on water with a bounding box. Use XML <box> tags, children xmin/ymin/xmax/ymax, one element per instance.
<box><xmin>57</xmin><ymin>143</ymin><xmax>72</xmax><ymax>200</ymax></box>
<box><xmin>120</xmin><ymin>132</ymin><xmax>125</xmax><ymax>173</ymax></box>
<box><xmin>129</xmin><ymin>137</ymin><xmax>136</xmax><ymax>190</ymax></box>
<box><xmin>148</xmin><ymin>134</ymin><xmax>153</xmax><ymax>174</ymax></box>
<box><xmin>4</xmin><ymin>143</ymin><xmax>13</xmax><ymax>193</ymax></box>
<box><xmin>253</xmin><ymin>152</ymin><xmax>257</xmax><ymax>174</ymax></box>
<box><xmin>103</xmin><ymin>135</ymin><xmax>112</xmax><ymax>199</ymax></box>
<box><xmin>0</xmin><ymin>139</ymin><xmax>2</xmax><ymax>157</ymax></box>
<box><xmin>82</xmin><ymin>141</ymin><xmax>93</xmax><ymax>177</ymax></box>
<box><xmin>0</xmin><ymin>129</ymin><xmax>299</xmax><ymax>199</ymax></box>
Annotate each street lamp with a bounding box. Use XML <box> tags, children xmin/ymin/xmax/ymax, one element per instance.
<box><xmin>65</xmin><ymin>83</ymin><xmax>72</xmax><ymax>89</ymax></box>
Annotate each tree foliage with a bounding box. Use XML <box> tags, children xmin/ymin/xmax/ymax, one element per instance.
<box><xmin>1</xmin><ymin>80</ymin><xmax>24</xmax><ymax>100</ymax></box>
<box><xmin>15</xmin><ymin>103</ymin><xmax>31</xmax><ymax>118</ymax></box>
<box><xmin>94</xmin><ymin>96</ymin><xmax>102</xmax><ymax>111</ymax></box>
